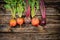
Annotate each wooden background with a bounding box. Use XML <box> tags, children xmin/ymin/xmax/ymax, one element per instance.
<box><xmin>0</xmin><ymin>0</ymin><xmax>60</xmax><ymax>40</ymax></box>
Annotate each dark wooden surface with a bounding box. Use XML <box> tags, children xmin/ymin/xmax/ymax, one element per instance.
<box><xmin>0</xmin><ymin>0</ymin><xmax>60</xmax><ymax>40</ymax></box>
<box><xmin>0</xmin><ymin>33</ymin><xmax>60</xmax><ymax>40</ymax></box>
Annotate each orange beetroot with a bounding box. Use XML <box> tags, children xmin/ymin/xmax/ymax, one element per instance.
<box><xmin>17</xmin><ymin>18</ymin><xmax>24</xmax><ymax>25</ymax></box>
<box><xmin>9</xmin><ymin>19</ymin><xmax>16</xmax><ymax>27</ymax></box>
<box><xmin>31</xmin><ymin>17</ymin><xmax>40</xmax><ymax>26</ymax></box>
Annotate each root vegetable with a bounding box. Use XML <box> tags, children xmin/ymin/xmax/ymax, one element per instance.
<box><xmin>25</xmin><ymin>1</ymin><xmax>31</xmax><ymax>24</ymax></box>
<box><xmin>17</xmin><ymin>18</ymin><xmax>24</xmax><ymax>25</ymax></box>
<box><xmin>24</xmin><ymin>17</ymin><xmax>31</xmax><ymax>24</ymax></box>
<box><xmin>31</xmin><ymin>17</ymin><xmax>40</xmax><ymax>26</ymax></box>
<box><xmin>40</xmin><ymin>0</ymin><xmax>46</xmax><ymax>25</ymax></box>
<box><xmin>10</xmin><ymin>19</ymin><xmax>16</xmax><ymax>27</ymax></box>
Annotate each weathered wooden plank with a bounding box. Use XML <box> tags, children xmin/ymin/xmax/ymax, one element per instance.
<box><xmin>0</xmin><ymin>23</ymin><xmax>60</xmax><ymax>33</ymax></box>
<box><xmin>0</xmin><ymin>33</ymin><xmax>60</xmax><ymax>40</ymax></box>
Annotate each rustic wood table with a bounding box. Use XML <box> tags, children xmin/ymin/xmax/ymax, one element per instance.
<box><xmin>0</xmin><ymin>0</ymin><xmax>60</xmax><ymax>40</ymax></box>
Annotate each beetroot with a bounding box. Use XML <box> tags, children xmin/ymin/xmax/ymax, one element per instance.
<box><xmin>40</xmin><ymin>0</ymin><xmax>46</xmax><ymax>25</ymax></box>
<box><xmin>31</xmin><ymin>17</ymin><xmax>40</xmax><ymax>26</ymax></box>
<box><xmin>9</xmin><ymin>19</ymin><xmax>16</xmax><ymax>27</ymax></box>
<box><xmin>25</xmin><ymin>0</ymin><xmax>31</xmax><ymax>24</ymax></box>
<box><xmin>24</xmin><ymin>17</ymin><xmax>31</xmax><ymax>24</ymax></box>
<box><xmin>17</xmin><ymin>18</ymin><xmax>24</xmax><ymax>25</ymax></box>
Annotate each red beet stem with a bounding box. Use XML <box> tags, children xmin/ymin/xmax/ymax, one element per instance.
<box><xmin>40</xmin><ymin>0</ymin><xmax>46</xmax><ymax>19</ymax></box>
<box><xmin>26</xmin><ymin>0</ymin><xmax>30</xmax><ymax>17</ymax></box>
<box><xmin>26</xmin><ymin>5</ymin><xmax>30</xmax><ymax>17</ymax></box>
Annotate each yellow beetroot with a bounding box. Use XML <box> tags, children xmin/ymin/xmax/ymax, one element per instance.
<box><xmin>10</xmin><ymin>19</ymin><xmax>16</xmax><ymax>27</ymax></box>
